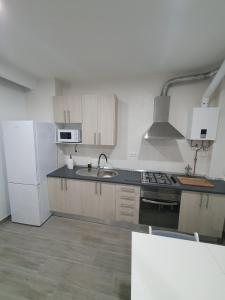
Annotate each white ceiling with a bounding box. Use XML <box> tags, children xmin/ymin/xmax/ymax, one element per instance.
<box><xmin>1</xmin><ymin>0</ymin><xmax>225</xmax><ymax>83</ymax></box>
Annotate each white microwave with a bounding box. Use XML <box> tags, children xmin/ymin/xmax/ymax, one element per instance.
<box><xmin>57</xmin><ymin>129</ymin><xmax>81</xmax><ymax>143</ymax></box>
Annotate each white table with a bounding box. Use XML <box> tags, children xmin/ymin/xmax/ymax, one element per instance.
<box><xmin>131</xmin><ymin>232</ymin><xmax>225</xmax><ymax>300</ymax></box>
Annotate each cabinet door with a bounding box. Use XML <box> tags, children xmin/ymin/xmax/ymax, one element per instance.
<box><xmin>53</xmin><ymin>96</ymin><xmax>67</xmax><ymax>123</ymax></box>
<box><xmin>81</xmin><ymin>181</ymin><xmax>101</xmax><ymax>218</ymax></box>
<box><xmin>178</xmin><ymin>191</ymin><xmax>201</xmax><ymax>234</ymax></box>
<box><xmin>82</xmin><ymin>95</ymin><xmax>98</xmax><ymax>144</ymax></box>
<box><xmin>115</xmin><ymin>185</ymin><xmax>140</xmax><ymax>224</ymax></box>
<box><xmin>98</xmin><ymin>96</ymin><xmax>116</xmax><ymax>146</ymax></box>
<box><xmin>67</xmin><ymin>96</ymin><xmax>82</xmax><ymax>123</ymax></box>
<box><xmin>99</xmin><ymin>183</ymin><xmax>116</xmax><ymax>221</ymax></box>
<box><xmin>198</xmin><ymin>194</ymin><xmax>225</xmax><ymax>238</ymax></box>
<box><xmin>48</xmin><ymin>178</ymin><xmax>65</xmax><ymax>212</ymax></box>
<box><xmin>64</xmin><ymin>179</ymin><xmax>83</xmax><ymax>215</ymax></box>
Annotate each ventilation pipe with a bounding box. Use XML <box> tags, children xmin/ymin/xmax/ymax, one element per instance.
<box><xmin>144</xmin><ymin>69</ymin><xmax>218</xmax><ymax>140</ymax></box>
<box><xmin>201</xmin><ymin>58</ymin><xmax>225</xmax><ymax>107</ymax></box>
<box><xmin>161</xmin><ymin>70</ymin><xmax>218</xmax><ymax>97</ymax></box>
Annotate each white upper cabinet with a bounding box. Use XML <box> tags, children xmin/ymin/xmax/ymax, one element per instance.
<box><xmin>53</xmin><ymin>95</ymin><xmax>82</xmax><ymax>123</ymax></box>
<box><xmin>98</xmin><ymin>95</ymin><xmax>117</xmax><ymax>146</ymax></box>
<box><xmin>82</xmin><ymin>94</ymin><xmax>117</xmax><ymax>146</ymax></box>
<box><xmin>53</xmin><ymin>94</ymin><xmax>117</xmax><ymax>145</ymax></box>
<box><xmin>82</xmin><ymin>95</ymin><xmax>98</xmax><ymax>145</ymax></box>
<box><xmin>53</xmin><ymin>96</ymin><xmax>66</xmax><ymax>123</ymax></box>
<box><xmin>67</xmin><ymin>96</ymin><xmax>82</xmax><ymax>123</ymax></box>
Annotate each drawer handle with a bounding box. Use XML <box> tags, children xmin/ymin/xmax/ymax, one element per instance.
<box><xmin>121</xmin><ymin>188</ymin><xmax>135</xmax><ymax>193</ymax></box>
<box><xmin>120</xmin><ymin>196</ymin><xmax>135</xmax><ymax>201</ymax></box>
<box><xmin>120</xmin><ymin>204</ymin><xmax>134</xmax><ymax>209</ymax></box>
<box><xmin>120</xmin><ymin>211</ymin><xmax>134</xmax><ymax>217</ymax></box>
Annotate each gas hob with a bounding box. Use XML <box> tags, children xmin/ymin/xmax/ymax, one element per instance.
<box><xmin>141</xmin><ymin>171</ymin><xmax>176</xmax><ymax>185</ymax></box>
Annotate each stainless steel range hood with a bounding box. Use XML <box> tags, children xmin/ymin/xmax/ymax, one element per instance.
<box><xmin>144</xmin><ymin>69</ymin><xmax>218</xmax><ymax>140</ymax></box>
<box><xmin>144</xmin><ymin>96</ymin><xmax>184</xmax><ymax>140</ymax></box>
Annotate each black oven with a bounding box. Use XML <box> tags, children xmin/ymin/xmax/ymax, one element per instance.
<box><xmin>139</xmin><ymin>187</ymin><xmax>181</xmax><ymax>229</ymax></box>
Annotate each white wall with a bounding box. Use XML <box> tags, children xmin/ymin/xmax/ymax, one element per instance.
<box><xmin>0</xmin><ymin>60</ymin><xmax>37</xmax><ymax>90</ymax></box>
<box><xmin>26</xmin><ymin>75</ymin><xmax>223</xmax><ymax>176</ymax></box>
<box><xmin>26</xmin><ymin>79</ymin><xmax>56</xmax><ymax>122</ymax></box>
<box><xmin>0</xmin><ymin>78</ymin><xmax>27</xmax><ymax>221</ymax></box>
<box><xmin>59</xmin><ymin>77</ymin><xmax>212</xmax><ymax>174</ymax></box>
<box><xmin>209</xmin><ymin>80</ymin><xmax>225</xmax><ymax>179</ymax></box>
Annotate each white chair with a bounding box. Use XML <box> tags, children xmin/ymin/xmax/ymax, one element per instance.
<box><xmin>149</xmin><ymin>226</ymin><xmax>199</xmax><ymax>242</ymax></box>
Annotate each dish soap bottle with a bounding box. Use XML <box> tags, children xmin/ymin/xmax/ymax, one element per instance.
<box><xmin>67</xmin><ymin>154</ymin><xmax>74</xmax><ymax>170</ymax></box>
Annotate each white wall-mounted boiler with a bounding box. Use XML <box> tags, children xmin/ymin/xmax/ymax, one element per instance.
<box><xmin>187</xmin><ymin>107</ymin><xmax>220</xmax><ymax>140</ymax></box>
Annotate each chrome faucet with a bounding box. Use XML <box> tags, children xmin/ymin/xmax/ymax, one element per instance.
<box><xmin>98</xmin><ymin>153</ymin><xmax>108</xmax><ymax>169</ymax></box>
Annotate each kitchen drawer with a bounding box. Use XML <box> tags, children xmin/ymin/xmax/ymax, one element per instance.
<box><xmin>116</xmin><ymin>208</ymin><xmax>139</xmax><ymax>224</ymax></box>
<box><xmin>119</xmin><ymin>205</ymin><xmax>135</xmax><ymax>214</ymax></box>
<box><xmin>119</xmin><ymin>200</ymin><xmax>136</xmax><ymax>209</ymax></box>
<box><xmin>118</xmin><ymin>196</ymin><xmax>139</xmax><ymax>210</ymax></box>
<box><xmin>117</xmin><ymin>185</ymin><xmax>140</xmax><ymax>195</ymax></box>
<box><xmin>115</xmin><ymin>184</ymin><xmax>140</xmax><ymax>224</ymax></box>
<box><xmin>116</xmin><ymin>185</ymin><xmax>140</xmax><ymax>202</ymax></box>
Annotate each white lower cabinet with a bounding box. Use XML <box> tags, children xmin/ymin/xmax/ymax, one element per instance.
<box><xmin>48</xmin><ymin>177</ymin><xmax>65</xmax><ymax>212</ymax></box>
<box><xmin>64</xmin><ymin>179</ymin><xmax>83</xmax><ymax>215</ymax></box>
<box><xmin>178</xmin><ymin>191</ymin><xmax>225</xmax><ymax>238</ymax></box>
<box><xmin>48</xmin><ymin>178</ymin><xmax>139</xmax><ymax>224</ymax></box>
<box><xmin>48</xmin><ymin>177</ymin><xmax>83</xmax><ymax>214</ymax></box>
<box><xmin>80</xmin><ymin>181</ymin><xmax>116</xmax><ymax>221</ymax></box>
<box><xmin>115</xmin><ymin>185</ymin><xmax>140</xmax><ymax>224</ymax></box>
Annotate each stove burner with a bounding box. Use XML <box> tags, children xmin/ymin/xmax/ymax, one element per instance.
<box><xmin>142</xmin><ymin>172</ymin><xmax>172</xmax><ymax>185</ymax></box>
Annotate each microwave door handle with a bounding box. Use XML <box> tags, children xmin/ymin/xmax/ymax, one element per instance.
<box><xmin>142</xmin><ymin>198</ymin><xmax>179</xmax><ymax>206</ymax></box>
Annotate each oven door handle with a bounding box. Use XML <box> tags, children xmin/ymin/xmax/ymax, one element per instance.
<box><xmin>142</xmin><ymin>198</ymin><xmax>179</xmax><ymax>206</ymax></box>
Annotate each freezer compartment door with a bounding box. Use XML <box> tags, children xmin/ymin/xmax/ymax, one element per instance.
<box><xmin>2</xmin><ymin>121</ymin><xmax>39</xmax><ymax>185</ymax></box>
<box><xmin>8</xmin><ymin>183</ymin><xmax>47</xmax><ymax>226</ymax></box>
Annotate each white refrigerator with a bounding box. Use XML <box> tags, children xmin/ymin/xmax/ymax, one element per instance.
<box><xmin>2</xmin><ymin>121</ymin><xmax>57</xmax><ymax>226</ymax></box>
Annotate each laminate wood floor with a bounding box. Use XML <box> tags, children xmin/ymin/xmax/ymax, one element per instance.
<box><xmin>0</xmin><ymin>216</ymin><xmax>147</xmax><ymax>300</ymax></box>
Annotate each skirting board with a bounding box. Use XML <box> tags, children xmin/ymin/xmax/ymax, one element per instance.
<box><xmin>0</xmin><ymin>215</ymin><xmax>11</xmax><ymax>224</ymax></box>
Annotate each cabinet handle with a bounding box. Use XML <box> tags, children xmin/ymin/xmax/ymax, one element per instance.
<box><xmin>98</xmin><ymin>133</ymin><xmax>101</xmax><ymax>145</ymax></box>
<box><xmin>60</xmin><ymin>178</ymin><xmax>63</xmax><ymax>190</ymax></box>
<box><xmin>67</xmin><ymin>110</ymin><xmax>71</xmax><ymax>123</ymax></box>
<box><xmin>120</xmin><ymin>204</ymin><xmax>134</xmax><ymax>209</ymax></box>
<box><xmin>200</xmin><ymin>194</ymin><xmax>203</xmax><ymax>208</ymax></box>
<box><xmin>100</xmin><ymin>183</ymin><xmax>102</xmax><ymax>195</ymax></box>
<box><xmin>64</xmin><ymin>110</ymin><xmax>67</xmax><ymax>123</ymax></box>
<box><xmin>206</xmin><ymin>194</ymin><xmax>209</xmax><ymax>209</ymax></box>
<box><xmin>121</xmin><ymin>188</ymin><xmax>135</xmax><ymax>193</ymax></box>
<box><xmin>95</xmin><ymin>182</ymin><xmax>97</xmax><ymax>194</ymax></box>
<box><xmin>120</xmin><ymin>196</ymin><xmax>135</xmax><ymax>201</ymax></box>
<box><xmin>121</xmin><ymin>211</ymin><xmax>134</xmax><ymax>217</ymax></box>
<box><xmin>64</xmin><ymin>179</ymin><xmax>67</xmax><ymax>191</ymax></box>
<box><xmin>94</xmin><ymin>133</ymin><xmax>97</xmax><ymax>145</ymax></box>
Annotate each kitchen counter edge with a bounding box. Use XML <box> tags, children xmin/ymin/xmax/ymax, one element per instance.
<box><xmin>47</xmin><ymin>166</ymin><xmax>225</xmax><ymax>195</ymax></box>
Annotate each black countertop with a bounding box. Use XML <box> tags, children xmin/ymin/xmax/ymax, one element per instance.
<box><xmin>47</xmin><ymin>166</ymin><xmax>225</xmax><ymax>195</ymax></box>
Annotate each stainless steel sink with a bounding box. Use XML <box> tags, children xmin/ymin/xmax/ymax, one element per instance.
<box><xmin>76</xmin><ymin>168</ymin><xmax>118</xmax><ymax>178</ymax></box>
<box><xmin>97</xmin><ymin>169</ymin><xmax>119</xmax><ymax>178</ymax></box>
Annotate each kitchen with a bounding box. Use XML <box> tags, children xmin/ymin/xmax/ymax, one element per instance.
<box><xmin>1</xmin><ymin>0</ymin><xmax>225</xmax><ymax>299</ymax></box>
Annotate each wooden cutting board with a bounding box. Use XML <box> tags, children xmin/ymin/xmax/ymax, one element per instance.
<box><xmin>177</xmin><ymin>176</ymin><xmax>214</xmax><ymax>188</ymax></box>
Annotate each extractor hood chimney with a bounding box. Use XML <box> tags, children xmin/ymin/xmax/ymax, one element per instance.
<box><xmin>144</xmin><ymin>96</ymin><xmax>184</xmax><ymax>140</ymax></box>
<box><xmin>144</xmin><ymin>69</ymin><xmax>218</xmax><ymax>140</ymax></box>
